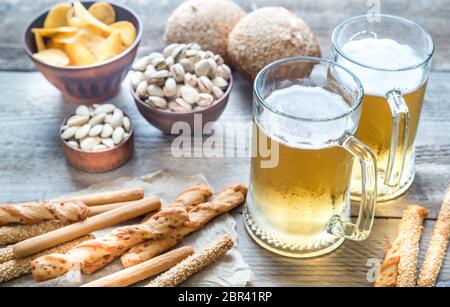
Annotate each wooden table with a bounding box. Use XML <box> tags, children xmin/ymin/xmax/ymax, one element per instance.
<box><xmin>0</xmin><ymin>0</ymin><xmax>449</xmax><ymax>286</ymax></box>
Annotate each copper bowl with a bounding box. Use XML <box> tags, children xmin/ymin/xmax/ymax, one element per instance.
<box><xmin>23</xmin><ymin>1</ymin><xmax>142</xmax><ymax>104</ymax></box>
<box><xmin>131</xmin><ymin>76</ymin><xmax>233</xmax><ymax>134</ymax></box>
<box><xmin>60</xmin><ymin>114</ymin><xmax>134</xmax><ymax>173</ymax></box>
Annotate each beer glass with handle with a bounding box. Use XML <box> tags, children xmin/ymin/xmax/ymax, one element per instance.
<box><xmin>244</xmin><ymin>57</ymin><xmax>377</xmax><ymax>258</ymax></box>
<box><xmin>332</xmin><ymin>15</ymin><xmax>434</xmax><ymax>201</ymax></box>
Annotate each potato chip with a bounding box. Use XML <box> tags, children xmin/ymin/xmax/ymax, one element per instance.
<box><xmin>73</xmin><ymin>1</ymin><xmax>111</xmax><ymax>34</ymax></box>
<box><xmin>108</xmin><ymin>21</ymin><xmax>136</xmax><ymax>47</ymax></box>
<box><xmin>34</xmin><ymin>32</ymin><xmax>46</xmax><ymax>52</ymax></box>
<box><xmin>88</xmin><ymin>1</ymin><xmax>116</xmax><ymax>25</ymax></box>
<box><xmin>33</xmin><ymin>49</ymin><xmax>70</xmax><ymax>67</ymax></box>
<box><xmin>100</xmin><ymin>32</ymin><xmax>124</xmax><ymax>58</ymax></box>
<box><xmin>46</xmin><ymin>38</ymin><xmax>65</xmax><ymax>50</ymax></box>
<box><xmin>65</xmin><ymin>43</ymin><xmax>96</xmax><ymax>66</ymax></box>
<box><xmin>52</xmin><ymin>31</ymin><xmax>78</xmax><ymax>44</ymax></box>
<box><xmin>32</xmin><ymin>27</ymin><xmax>78</xmax><ymax>37</ymax></box>
<box><xmin>43</xmin><ymin>2</ymin><xmax>72</xmax><ymax>28</ymax></box>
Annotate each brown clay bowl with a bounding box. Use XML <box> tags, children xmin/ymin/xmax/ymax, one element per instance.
<box><xmin>131</xmin><ymin>76</ymin><xmax>233</xmax><ymax>135</ymax></box>
<box><xmin>60</xmin><ymin>114</ymin><xmax>134</xmax><ymax>173</ymax></box>
<box><xmin>23</xmin><ymin>1</ymin><xmax>142</xmax><ymax>104</ymax></box>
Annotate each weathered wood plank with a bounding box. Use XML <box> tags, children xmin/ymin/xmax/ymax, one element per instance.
<box><xmin>0</xmin><ymin>71</ymin><xmax>448</xmax><ymax>219</ymax></box>
<box><xmin>0</xmin><ymin>0</ymin><xmax>449</xmax><ymax>71</ymax></box>
<box><xmin>233</xmin><ymin>212</ymin><xmax>450</xmax><ymax>286</ymax></box>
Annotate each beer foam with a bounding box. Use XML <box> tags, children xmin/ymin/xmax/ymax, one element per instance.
<box><xmin>261</xmin><ymin>85</ymin><xmax>355</xmax><ymax>148</ymax></box>
<box><xmin>337</xmin><ymin>38</ymin><xmax>424</xmax><ymax>96</ymax></box>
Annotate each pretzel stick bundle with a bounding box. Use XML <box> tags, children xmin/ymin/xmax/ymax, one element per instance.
<box><xmin>146</xmin><ymin>234</ymin><xmax>234</xmax><ymax>287</ymax></box>
<box><xmin>82</xmin><ymin>246</ymin><xmax>194</xmax><ymax>287</ymax></box>
<box><xmin>418</xmin><ymin>186</ymin><xmax>450</xmax><ymax>287</ymax></box>
<box><xmin>31</xmin><ymin>207</ymin><xmax>188</xmax><ymax>282</ymax></box>
<box><xmin>14</xmin><ymin>197</ymin><xmax>161</xmax><ymax>259</ymax></box>
<box><xmin>0</xmin><ymin>201</ymin><xmax>90</xmax><ymax>226</ymax></box>
<box><xmin>374</xmin><ymin>205</ymin><xmax>428</xmax><ymax>287</ymax></box>
<box><xmin>52</xmin><ymin>188</ymin><xmax>145</xmax><ymax>206</ymax></box>
<box><xmin>121</xmin><ymin>184</ymin><xmax>248</xmax><ymax>268</ymax></box>
<box><xmin>0</xmin><ymin>235</ymin><xmax>94</xmax><ymax>284</ymax></box>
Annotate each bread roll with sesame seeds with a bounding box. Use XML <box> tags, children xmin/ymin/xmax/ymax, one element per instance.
<box><xmin>164</xmin><ymin>0</ymin><xmax>246</xmax><ymax>62</ymax></box>
<box><xmin>227</xmin><ymin>7</ymin><xmax>321</xmax><ymax>83</ymax></box>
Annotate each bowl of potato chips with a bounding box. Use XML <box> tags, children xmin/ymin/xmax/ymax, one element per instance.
<box><xmin>23</xmin><ymin>1</ymin><xmax>142</xmax><ymax>104</ymax></box>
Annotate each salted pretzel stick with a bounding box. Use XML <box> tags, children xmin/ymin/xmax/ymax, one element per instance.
<box><xmin>52</xmin><ymin>188</ymin><xmax>145</xmax><ymax>206</ymax></box>
<box><xmin>0</xmin><ymin>235</ymin><xmax>94</xmax><ymax>284</ymax></box>
<box><xmin>146</xmin><ymin>234</ymin><xmax>234</xmax><ymax>287</ymax></box>
<box><xmin>31</xmin><ymin>207</ymin><xmax>188</xmax><ymax>282</ymax></box>
<box><xmin>121</xmin><ymin>184</ymin><xmax>247</xmax><ymax>268</ymax></box>
<box><xmin>0</xmin><ymin>200</ymin><xmax>145</xmax><ymax>246</ymax></box>
<box><xmin>82</xmin><ymin>246</ymin><xmax>194</xmax><ymax>287</ymax></box>
<box><xmin>14</xmin><ymin>197</ymin><xmax>160</xmax><ymax>259</ymax></box>
<box><xmin>0</xmin><ymin>201</ymin><xmax>90</xmax><ymax>226</ymax></box>
<box><xmin>374</xmin><ymin>205</ymin><xmax>428</xmax><ymax>287</ymax></box>
<box><xmin>418</xmin><ymin>186</ymin><xmax>450</xmax><ymax>287</ymax></box>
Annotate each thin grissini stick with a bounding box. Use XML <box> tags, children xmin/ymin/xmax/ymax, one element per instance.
<box><xmin>0</xmin><ymin>235</ymin><xmax>94</xmax><ymax>284</ymax></box>
<box><xmin>374</xmin><ymin>205</ymin><xmax>428</xmax><ymax>287</ymax></box>
<box><xmin>0</xmin><ymin>201</ymin><xmax>90</xmax><ymax>226</ymax></box>
<box><xmin>13</xmin><ymin>197</ymin><xmax>161</xmax><ymax>259</ymax></box>
<box><xmin>82</xmin><ymin>246</ymin><xmax>194</xmax><ymax>287</ymax></box>
<box><xmin>52</xmin><ymin>188</ymin><xmax>145</xmax><ymax>206</ymax></box>
<box><xmin>141</xmin><ymin>184</ymin><xmax>213</xmax><ymax>223</ymax></box>
<box><xmin>397</xmin><ymin>205</ymin><xmax>428</xmax><ymax>287</ymax></box>
<box><xmin>0</xmin><ymin>200</ymin><xmax>145</xmax><ymax>247</ymax></box>
<box><xmin>418</xmin><ymin>186</ymin><xmax>450</xmax><ymax>287</ymax></box>
<box><xmin>30</xmin><ymin>207</ymin><xmax>189</xmax><ymax>282</ymax></box>
<box><xmin>0</xmin><ymin>221</ymin><xmax>68</xmax><ymax>246</ymax></box>
<box><xmin>121</xmin><ymin>184</ymin><xmax>248</xmax><ymax>268</ymax></box>
<box><xmin>146</xmin><ymin>234</ymin><xmax>234</xmax><ymax>287</ymax></box>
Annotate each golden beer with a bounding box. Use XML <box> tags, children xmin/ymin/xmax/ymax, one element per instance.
<box><xmin>352</xmin><ymin>84</ymin><xmax>427</xmax><ymax>196</ymax></box>
<box><xmin>249</xmin><ymin>125</ymin><xmax>353</xmax><ymax>249</ymax></box>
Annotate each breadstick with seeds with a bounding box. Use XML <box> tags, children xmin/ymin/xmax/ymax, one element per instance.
<box><xmin>0</xmin><ymin>199</ymin><xmax>145</xmax><ymax>246</ymax></box>
<box><xmin>121</xmin><ymin>184</ymin><xmax>247</xmax><ymax>267</ymax></box>
<box><xmin>14</xmin><ymin>197</ymin><xmax>160</xmax><ymax>259</ymax></box>
<box><xmin>31</xmin><ymin>207</ymin><xmax>188</xmax><ymax>282</ymax></box>
<box><xmin>146</xmin><ymin>234</ymin><xmax>234</xmax><ymax>287</ymax></box>
<box><xmin>52</xmin><ymin>188</ymin><xmax>145</xmax><ymax>206</ymax></box>
<box><xmin>0</xmin><ymin>221</ymin><xmax>68</xmax><ymax>246</ymax></box>
<box><xmin>0</xmin><ymin>201</ymin><xmax>89</xmax><ymax>226</ymax></box>
<box><xmin>397</xmin><ymin>205</ymin><xmax>428</xmax><ymax>287</ymax></box>
<box><xmin>418</xmin><ymin>186</ymin><xmax>450</xmax><ymax>287</ymax></box>
<box><xmin>374</xmin><ymin>205</ymin><xmax>428</xmax><ymax>287</ymax></box>
<box><xmin>82</xmin><ymin>246</ymin><xmax>194</xmax><ymax>287</ymax></box>
<box><xmin>0</xmin><ymin>235</ymin><xmax>94</xmax><ymax>284</ymax></box>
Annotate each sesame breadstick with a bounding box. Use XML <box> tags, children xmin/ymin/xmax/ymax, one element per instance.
<box><xmin>418</xmin><ymin>186</ymin><xmax>450</xmax><ymax>287</ymax></box>
<box><xmin>0</xmin><ymin>235</ymin><xmax>94</xmax><ymax>283</ymax></box>
<box><xmin>0</xmin><ymin>246</ymin><xmax>14</xmax><ymax>264</ymax></box>
<box><xmin>0</xmin><ymin>221</ymin><xmax>68</xmax><ymax>246</ymax></box>
<box><xmin>397</xmin><ymin>205</ymin><xmax>428</xmax><ymax>287</ymax></box>
<box><xmin>145</xmin><ymin>234</ymin><xmax>234</xmax><ymax>287</ymax></box>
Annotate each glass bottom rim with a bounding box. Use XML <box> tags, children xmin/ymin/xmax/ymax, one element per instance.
<box><xmin>243</xmin><ymin>209</ymin><xmax>346</xmax><ymax>258</ymax></box>
<box><xmin>351</xmin><ymin>166</ymin><xmax>416</xmax><ymax>202</ymax></box>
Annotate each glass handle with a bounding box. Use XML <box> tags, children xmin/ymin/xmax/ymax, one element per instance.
<box><xmin>385</xmin><ymin>90</ymin><xmax>410</xmax><ymax>187</ymax></box>
<box><xmin>327</xmin><ymin>136</ymin><xmax>377</xmax><ymax>241</ymax></box>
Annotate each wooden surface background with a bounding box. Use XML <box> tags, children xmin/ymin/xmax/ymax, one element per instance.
<box><xmin>0</xmin><ymin>0</ymin><xmax>449</xmax><ymax>286</ymax></box>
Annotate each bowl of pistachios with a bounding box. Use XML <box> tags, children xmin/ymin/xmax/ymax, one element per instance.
<box><xmin>130</xmin><ymin>43</ymin><xmax>233</xmax><ymax>134</ymax></box>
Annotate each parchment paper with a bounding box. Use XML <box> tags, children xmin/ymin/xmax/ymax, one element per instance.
<box><xmin>5</xmin><ymin>171</ymin><xmax>253</xmax><ymax>287</ymax></box>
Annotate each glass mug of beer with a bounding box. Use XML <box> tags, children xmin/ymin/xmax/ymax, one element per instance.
<box><xmin>332</xmin><ymin>15</ymin><xmax>434</xmax><ymax>201</ymax></box>
<box><xmin>244</xmin><ymin>57</ymin><xmax>377</xmax><ymax>258</ymax></box>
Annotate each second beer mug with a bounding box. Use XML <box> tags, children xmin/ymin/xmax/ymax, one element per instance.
<box><xmin>245</xmin><ymin>57</ymin><xmax>377</xmax><ymax>258</ymax></box>
<box><xmin>332</xmin><ymin>15</ymin><xmax>434</xmax><ymax>201</ymax></box>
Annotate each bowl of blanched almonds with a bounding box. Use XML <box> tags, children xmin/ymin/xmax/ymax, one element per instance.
<box><xmin>130</xmin><ymin>43</ymin><xmax>233</xmax><ymax>134</ymax></box>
